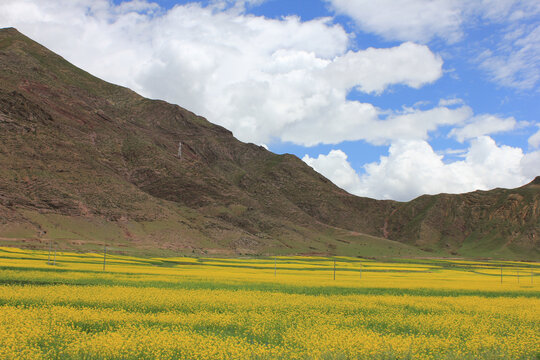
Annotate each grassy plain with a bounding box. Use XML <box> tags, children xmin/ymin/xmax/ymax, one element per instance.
<box><xmin>0</xmin><ymin>247</ymin><xmax>538</xmax><ymax>359</ymax></box>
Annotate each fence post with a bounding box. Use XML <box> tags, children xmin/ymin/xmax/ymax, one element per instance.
<box><xmin>53</xmin><ymin>244</ymin><xmax>56</xmax><ymax>266</ymax></box>
<box><xmin>333</xmin><ymin>259</ymin><xmax>336</xmax><ymax>280</ymax></box>
<box><xmin>359</xmin><ymin>263</ymin><xmax>362</xmax><ymax>279</ymax></box>
<box><xmin>47</xmin><ymin>240</ymin><xmax>51</xmax><ymax>265</ymax></box>
<box><xmin>500</xmin><ymin>267</ymin><xmax>503</xmax><ymax>284</ymax></box>
<box><xmin>274</xmin><ymin>256</ymin><xmax>276</xmax><ymax>277</ymax></box>
<box><xmin>103</xmin><ymin>246</ymin><xmax>107</xmax><ymax>271</ymax></box>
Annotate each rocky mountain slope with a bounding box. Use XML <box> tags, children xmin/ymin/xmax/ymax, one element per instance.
<box><xmin>386</xmin><ymin>178</ymin><xmax>540</xmax><ymax>258</ymax></box>
<box><xmin>0</xmin><ymin>28</ymin><xmax>538</xmax><ymax>259</ymax></box>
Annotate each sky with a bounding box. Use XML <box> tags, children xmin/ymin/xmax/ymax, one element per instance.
<box><xmin>1</xmin><ymin>0</ymin><xmax>539</xmax><ymax>201</ymax></box>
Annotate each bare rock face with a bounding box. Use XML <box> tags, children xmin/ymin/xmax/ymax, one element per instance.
<box><xmin>0</xmin><ymin>28</ymin><xmax>538</xmax><ymax>258</ymax></box>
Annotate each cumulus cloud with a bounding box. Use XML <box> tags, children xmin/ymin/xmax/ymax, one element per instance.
<box><xmin>303</xmin><ymin>150</ymin><xmax>363</xmax><ymax>194</ymax></box>
<box><xmin>449</xmin><ymin>114</ymin><xmax>517</xmax><ymax>142</ymax></box>
<box><xmin>325</xmin><ymin>42</ymin><xmax>443</xmax><ymax>94</ymax></box>
<box><xmin>327</xmin><ymin>0</ymin><xmax>465</xmax><ymax>44</ymax></box>
<box><xmin>521</xmin><ymin>150</ymin><xmax>540</xmax><ymax>179</ymax></box>
<box><xmin>304</xmin><ymin>137</ymin><xmax>540</xmax><ymax>201</ymax></box>
<box><xmin>0</xmin><ymin>0</ymin><xmax>445</xmax><ymax>146</ymax></box>
<box><xmin>282</xmin><ymin>104</ymin><xmax>472</xmax><ymax>147</ymax></box>
<box><xmin>529</xmin><ymin>126</ymin><xmax>540</xmax><ymax>148</ymax></box>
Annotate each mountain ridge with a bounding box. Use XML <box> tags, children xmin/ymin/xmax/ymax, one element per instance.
<box><xmin>1</xmin><ymin>28</ymin><xmax>538</xmax><ymax>259</ymax></box>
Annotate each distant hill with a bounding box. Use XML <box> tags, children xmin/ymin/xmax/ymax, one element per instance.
<box><xmin>0</xmin><ymin>28</ymin><xmax>538</xmax><ymax>259</ymax></box>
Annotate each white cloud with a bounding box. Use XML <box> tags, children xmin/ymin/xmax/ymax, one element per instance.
<box><xmin>449</xmin><ymin>114</ymin><xmax>517</xmax><ymax>142</ymax></box>
<box><xmin>326</xmin><ymin>0</ymin><xmax>540</xmax><ymax>90</ymax></box>
<box><xmin>326</xmin><ymin>0</ymin><xmax>540</xmax><ymax>44</ymax></box>
<box><xmin>438</xmin><ymin>98</ymin><xmax>465</xmax><ymax>107</ymax></box>
<box><xmin>478</xmin><ymin>23</ymin><xmax>540</xmax><ymax>90</ymax></box>
<box><xmin>304</xmin><ymin>137</ymin><xmax>539</xmax><ymax>201</ymax></box>
<box><xmin>325</xmin><ymin>42</ymin><xmax>443</xmax><ymax>94</ymax></box>
<box><xmin>521</xmin><ymin>150</ymin><xmax>540</xmax><ymax>179</ymax></box>
<box><xmin>529</xmin><ymin>126</ymin><xmax>540</xmax><ymax>148</ymax></box>
<box><xmin>438</xmin><ymin>148</ymin><xmax>467</xmax><ymax>157</ymax></box>
<box><xmin>280</xmin><ymin>104</ymin><xmax>472</xmax><ymax>147</ymax></box>
<box><xmin>211</xmin><ymin>0</ymin><xmax>268</xmax><ymax>12</ymax></box>
<box><xmin>0</xmin><ymin>0</ymin><xmax>445</xmax><ymax>146</ymax></box>
<box><xmin>303</xmin><ymin>150</ymin><xmax>363</xmax><ymax>194</ymax></box>
<box><xmin>327</xmin><ymin>0</ymin><xmax>464</xmax><ymax>44</ymax></box>
<box><xmin>377</xmin><ymin>106</ymin><xmax>472</xmax><ymax>143</ymax></box>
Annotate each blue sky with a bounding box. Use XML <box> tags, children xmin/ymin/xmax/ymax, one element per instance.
<box><xmin>1</xmin><ymin>0</ymin><xmax>539</xmax><ymax>200</ymax></box>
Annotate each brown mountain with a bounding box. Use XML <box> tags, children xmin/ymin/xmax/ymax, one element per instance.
<box><xmin>0</xmin><ymin>28</ymin><xmax>538</xmax><ymax>259</ymax></box>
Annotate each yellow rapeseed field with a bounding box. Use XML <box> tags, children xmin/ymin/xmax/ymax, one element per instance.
<box><xmin>0</xmin><ymin>247</ymin><xmax>538</xmax><ymax>359</ymax></box>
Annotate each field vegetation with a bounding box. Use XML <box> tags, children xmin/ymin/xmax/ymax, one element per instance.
<box><xmin>0</xmin><ymin>247</ymin><xmax>538</xmax><ymax>359</ymax></box>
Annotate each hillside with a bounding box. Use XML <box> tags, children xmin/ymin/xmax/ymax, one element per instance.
<box><xmin>385</xmin><ymin>178</ymin><xmax>540</xmax><ymax>258</ymax></box>
<box><xmin>0</xmin><ymin>28</ymin><xmax>538</xmax><ymax>259</ymax></box>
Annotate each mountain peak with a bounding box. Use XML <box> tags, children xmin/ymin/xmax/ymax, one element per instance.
<box><xmin>0</xmin><ymin>27</ymin><xmax>25</xmax><ymax>42</ymax></box>
<box><xmin>0</xmin><ymin>27</ymin><xmax>20</xmax><ymax>34</ymax></box>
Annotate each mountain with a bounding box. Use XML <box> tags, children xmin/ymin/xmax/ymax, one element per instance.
<box><xmin>0</xmin><ymin>28</ymin><xmax>538</xmax><ymax>259</ymax></box>
<box><xmin>386</xmin><ymin>178</ymin><xmax>540</xmax><ymax>258</ymax></box>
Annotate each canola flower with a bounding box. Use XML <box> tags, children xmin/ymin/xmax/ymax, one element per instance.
<box><xmin>0</xmin><ymin>247</ymin><xmax>538</xmax><ymax>359</ymax></box>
